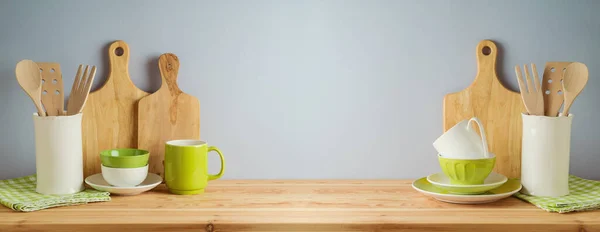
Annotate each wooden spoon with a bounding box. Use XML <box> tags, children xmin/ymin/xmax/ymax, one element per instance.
<box><xmin>15</xmin><ymin>60</ymin><xmax>46</xmax><ymax>116</ymax></box>
<box><xmin>561</xmin><ymin>62</ymin><xmax>589</xmax><ymax>116</ymax></box>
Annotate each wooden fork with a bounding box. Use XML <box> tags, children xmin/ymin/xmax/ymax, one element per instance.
<box><xmin>66</xmin><ymin>65</ymin><xmax>96</xmax><ymax>115</ymax></box>
<box><xmin>515</xmin><ymin>64</ymin><xmax>544</xmax><ymax>116</ymax></box>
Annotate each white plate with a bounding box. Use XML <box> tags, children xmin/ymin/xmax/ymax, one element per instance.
<box><xmin>85</xmin><ymin>173</ymin><xmax>162</xmax><ymax>196</ymax></box>
<box><xmin>412</xmin><ymin>177</ymin><xmax>522</xmax><ymax>204</ymax></box>
<box><xmin>426</xmin><ymin>172</ymin><xmax>507</xmax><ymax>194</ymax></box>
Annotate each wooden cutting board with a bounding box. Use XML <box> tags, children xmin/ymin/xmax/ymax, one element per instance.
<box><xmin>138</xmin><ymin>53</ymin><xmax>200</xmax><ymax>178</ymax></box>
<box><xmin>443</xmin><ymin>40</ymin><xmax>526</xmax><ymax>179</ymax></box>
<box><xmin>82</xmin><ymin>40</ymin><xmax>150</xmax><ymax>178</ymax></box>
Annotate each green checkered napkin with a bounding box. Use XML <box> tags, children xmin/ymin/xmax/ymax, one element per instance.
<box><xmin>0</xmin><ymin>175</ymin><xmax>110</xmax><ymax>212</ymax></box>
<box><xmin>514</xmin><ymin>175</ymin><xmax>600</xmax><ymax>213</ymax></box>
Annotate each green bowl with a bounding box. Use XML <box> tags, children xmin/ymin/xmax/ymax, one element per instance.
<box><xmin>100</xmin><ymin>148</ymin><xmax>149</xmax><ymax>168</ymax></box>
<box><xmin>438</xmin><ymin>153</ymin><xmax>496</xmax><ymax>185</ymax></box>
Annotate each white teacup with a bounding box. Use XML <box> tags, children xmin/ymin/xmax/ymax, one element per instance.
<box><xmin>101</xmin><ymin>164</ymin><xmax>148</xmax><ymax>187</ymax></box>
<box><xmin>433</xmin><ymin>117</ymin><xmax>490</xmax><ymax>159</ymax></box>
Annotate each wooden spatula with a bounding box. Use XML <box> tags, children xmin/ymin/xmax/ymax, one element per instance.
<box><xmin>37</xmin><ymin>63</ymin><xmax>64</xmax><ymax>116</ymax></box>
<box><xmin>541</xmin><ymin>62</ymin><xmax>571</xmax><ymax>117</ymax></box>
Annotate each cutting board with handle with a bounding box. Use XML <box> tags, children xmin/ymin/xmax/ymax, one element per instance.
<box><xmin>82</xmin><ymin>40</ymin><xmax>149</xmax><ymax>178</ymax></box>
<box><xmin>443</xmin><ymin>40</ymin><xmax>526</xmax><ymax>179</ymax></box>
<box><xmin>138</xmin><ymin>53</ymin><xmax>200</xmax><ymax>178</ymax></box>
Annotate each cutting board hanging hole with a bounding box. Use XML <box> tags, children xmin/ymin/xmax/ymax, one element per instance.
<box><xmin>482</xmin><ymin>46</ymin><xmax>491</xmax><ymax>56</ymax></box>
<box><xmin>115</xmin><ymin>47</ymin><xmax>124</xmax><ymax>56</ymax></box>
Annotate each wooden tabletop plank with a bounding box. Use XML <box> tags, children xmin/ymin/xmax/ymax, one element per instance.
<box><xmin>0</xmin><ymin>180</ymin><xmax>598</xmax><ymax>232</ymax></box>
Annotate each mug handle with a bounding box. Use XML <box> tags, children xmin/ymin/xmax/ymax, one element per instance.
<box><xmin>207</xmin><ymin>146</ymin><xmax>225</xmax><ymax>181</ymax></box>
<box><xmin>467</xmin><ymin>117</ymin><xmax>489</xmax><ymax>157</ymax></box>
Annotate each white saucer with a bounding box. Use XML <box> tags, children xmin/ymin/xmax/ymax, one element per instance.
<box><xmin>426</xmin><ymin>172</ymin><xmax>508</xmax><ymax>194</ymax></box>
<box><xmin>85</xmin><ymin>173</ymin><xmax>162</xmax><ymax>196</ymax></box>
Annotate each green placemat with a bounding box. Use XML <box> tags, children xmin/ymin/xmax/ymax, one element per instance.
<box><xmin>514</xmin><ymin>175</ymin><xmax>600</xmax><ymax>213</ymax></box>
<box><xmin>0</xmin><ymin>175</ymin><xmax>110</xmax><ymax>212</ymax></box>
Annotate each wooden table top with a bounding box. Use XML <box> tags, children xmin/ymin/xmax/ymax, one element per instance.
<box><xmin>1</xmin><ymin>180</ymin><xmax>599</xmax><ymax>232</ymax></box>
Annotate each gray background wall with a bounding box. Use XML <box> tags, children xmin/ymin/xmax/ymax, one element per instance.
<box><xmin>1</xmin><ymin>0</ymin><xmax>599</xmax><ymax>180</ymax></box>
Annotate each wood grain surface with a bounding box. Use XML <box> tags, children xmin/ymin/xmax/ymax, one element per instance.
<box><xmin>1</xmin><ymin>180</ymin><xmax>599</xmax><ymax>232</ymax></box>
<box><xmin>138</xmin><ymin>53</ymin><xmax>200</xmax><ymax>178</ymax></box>
<box><xmin>443</xmin><ymin>40</ymin><xmax>526</xmax><ymax>179</ymax></box>
<box><xmin>81</xmin><ymin>40</ymin><xmax>149</xmax><ymax>178</ymax></box>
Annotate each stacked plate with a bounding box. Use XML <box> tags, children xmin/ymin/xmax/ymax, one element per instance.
<box><xmin>412</xmin><ymin>172</ymin><xmax>522</xmax><ymax>204</ymax></box>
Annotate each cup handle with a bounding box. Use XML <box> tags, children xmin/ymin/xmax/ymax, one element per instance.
<box><xmin>467</xmin><ymin>117</ymin><xmax>489</xmax><ymax>157</ymax></box>
<box><xmin>207</xmin><ymin>146</ymin><xmax>225</xmax><ymax>181</ymax></box>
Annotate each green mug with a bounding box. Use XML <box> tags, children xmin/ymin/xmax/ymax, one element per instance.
<box><xmin>164</xmin><ymin>140</ymin><xmax>225</xmax><ymax>195</ymax></box>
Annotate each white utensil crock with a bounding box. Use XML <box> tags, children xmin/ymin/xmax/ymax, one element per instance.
<box><xmin>33</xmin><ymin>112</ymin><xmax>85</xmax><ymax>195</ymax></box>
<box><xmin>520</xmin><ymin>113</ymin><xmax>572</xmax><ymax>197</ymax></box>
<box><xmin>433</xmin><ymin>117</ymin><xmax>489</xmax><ymax>159</ymax></box>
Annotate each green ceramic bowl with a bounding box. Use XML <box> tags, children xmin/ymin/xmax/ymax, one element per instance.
<box><xmin>438</xmin><ymin>153</ymin><xmax>496</xmax><ymax>185</ymax></box>
<box><xmin>100</xmin><ymin>148</ymin><xmax>149</xmax><ymax>168</ymax></box>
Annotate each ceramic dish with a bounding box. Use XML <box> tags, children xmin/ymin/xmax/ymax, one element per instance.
<box><xmin>438</xmin><ymin>153</ymin><xmax>496</xmax><ymax>185</ymax></box>
<box><xmin>427</xmin><ymin>172</ymin><xmax>507</xmax><ymax>194</ymax></box>
<box><xmin>85</xmin><ymin>173</ymin><xmax>162</xmax><ymax>196</ymax></box>
<box><xmin>101</xmin><ymin>164</ymin><xmax>148</xmax><ymax>187</ymax></box>
<box><xmin>100</xmin><ymin>148</ymin><xmax>149</xmax><ymax>168</ymax></box>
<box><xmin>412</xmin><ymin>177</ymin><xmax>521</xmax><ymax>204</ymax></box>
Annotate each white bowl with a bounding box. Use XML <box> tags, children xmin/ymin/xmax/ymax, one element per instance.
<box><xmin>101</xmin><ymin>164</ymin><xmax>148</xmax><ymax>187</ymax></box>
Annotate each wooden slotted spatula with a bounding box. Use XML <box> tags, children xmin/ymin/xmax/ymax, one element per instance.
<box><xmin>37</xmin><ymin>63</ymin><xmax>64</xmax><ymax>116</ymax></box>
<box><xmin>541</xmin><ymin>62</ymin><xmax>572</xmax><ymax>117</ymax></box>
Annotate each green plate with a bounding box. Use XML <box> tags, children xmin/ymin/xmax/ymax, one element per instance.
<box><xmin>412</xmin><ymin>177</ymin><xmax>522</xmax><ymax>204</ymax></box>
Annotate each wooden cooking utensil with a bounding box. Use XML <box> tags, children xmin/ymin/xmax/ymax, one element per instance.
<box><xmin>443</xmin><ymin>40</ymin><xmax>525</xmax><ymax>179</ymax></box>
<box><xmin>541</xmin><ymin>62</ymin><xmax>572</xmax><ymax>117</ymax></box>
<box><xmin>15</xmin><ymin>60</ymin><xmax>45</xmax><ymax>116</ymax></box>
<box><xmin>561</xmin><ymin>62</ymin><xmax>588</xmax><ymax>116</ymax></box>
<box><xmin>82</xmin><ymin>40</ymin><xmax>149</xmax><ymax>178</ymax></box>
<box><xmin>37</xmin><ymin>63</ymin><xmax>64</xmax><ymax>116</ymax></box>
<box><xmin>514</xmin><ymin>64</ymin><xmax>544</xmax><ymax>116</ymax></box>
<box><xmin>66</xmin><ymin>65</ymin><xmax>96</xmax><ymax>115</ymax></box>
<box><xmin>138</xmin><ymin>53</ymin><xmax>200</xmax><ymax>178</ymax></box>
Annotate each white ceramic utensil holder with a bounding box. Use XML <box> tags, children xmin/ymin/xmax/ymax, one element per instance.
<box><xmin>520</xmin><ymin>113</ymin><xmax>573</xmax><ymax>197</ymax></box>
<box><xmin>33</xmin><ymin>112</ymin><xmax>85</xmax><ymax>195</ymax></box>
